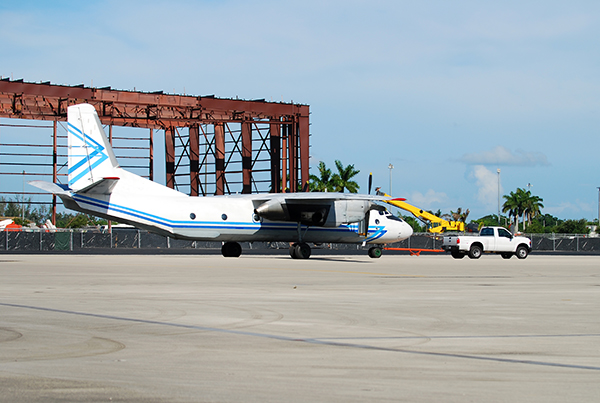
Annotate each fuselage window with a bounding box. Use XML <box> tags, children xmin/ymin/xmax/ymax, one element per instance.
<box><xmin>221</xmin><ymin>214</ymin><xmax>228</xmax><ymax>221</ymax></box>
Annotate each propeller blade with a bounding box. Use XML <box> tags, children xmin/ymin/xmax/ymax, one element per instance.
<box><xmin>368</xmin><ymin>173</ymin><xmax>373</xmax><ymax>195</ymax></box>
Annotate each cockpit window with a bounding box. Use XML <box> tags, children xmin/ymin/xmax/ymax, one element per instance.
<box><xmin>386</xmin><ymin>215</ymin><xmax>404</xmax><ymax>222</ymax></box>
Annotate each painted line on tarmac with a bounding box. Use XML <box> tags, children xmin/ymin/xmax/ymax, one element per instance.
<box><xmin>2</xmin><ymin>302</ymin><xmax>599</xmax><ymax>372</ymax></box>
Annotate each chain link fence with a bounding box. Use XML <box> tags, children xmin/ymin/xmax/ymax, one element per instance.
<box><xmin>1</xmin><ymin>229</ymin><xmax>599</xmax><ymax>252</ymax></box>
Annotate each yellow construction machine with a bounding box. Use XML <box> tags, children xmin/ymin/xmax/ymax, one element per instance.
<box><xmin>373</xmin><ymin>184</ymin><xmax>465</xmax><ymax>233</ymax></box>
<box><xmin>384</xmin><ymin>198</ymin><xmax>465</xmax><ymax>233</ymax></box>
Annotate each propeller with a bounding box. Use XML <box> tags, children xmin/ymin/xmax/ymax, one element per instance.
<box><xmin>368</xmin><ymin>172</ymin><xmax>373</xmax><ymax>195</ymax></box>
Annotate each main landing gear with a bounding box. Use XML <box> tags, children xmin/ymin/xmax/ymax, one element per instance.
<box><xmin>289</xmin><ymin>242</ymin><xmax>312</xmax><ymax>259</ymax></box>
<box><xmin>221</xmin><ymin>241</ymin><xmax>242</xmax><ymax>258</ymax></box>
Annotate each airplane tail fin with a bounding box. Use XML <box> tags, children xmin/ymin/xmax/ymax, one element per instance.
<box><xmin>67</xmin><ymin>104</ymin><xmax>119</xmax><ymax>192</ymax></box>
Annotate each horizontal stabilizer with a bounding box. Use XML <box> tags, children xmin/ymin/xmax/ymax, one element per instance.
<box><xmin>77</xmin><ymin>177</ymin><xmax>120</xmax><ymax>195</ymax></box>
<box><xmin>28</xmin><ymin>180</ymin><xmax>71</xmax><ymax>195</ymax></box>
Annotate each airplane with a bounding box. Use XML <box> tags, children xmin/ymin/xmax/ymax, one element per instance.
<box><xmin>30</xmin><ymin>103</ymin><xmax>413</xmax><ymax>258</ymax></box>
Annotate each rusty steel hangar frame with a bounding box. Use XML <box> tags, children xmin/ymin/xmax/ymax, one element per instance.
<box><xmin>0</xmin><ymin>79</ymin><xmax>310</xmax><ymax>224</ymax></box>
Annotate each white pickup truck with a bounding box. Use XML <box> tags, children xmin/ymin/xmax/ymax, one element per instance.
<box><xmin>442</xmin><ymin>226</ymin><xmax>532</xmax><ymax>259</ymax></box>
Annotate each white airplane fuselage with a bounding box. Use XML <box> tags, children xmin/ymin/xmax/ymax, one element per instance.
<box><xmin>31</xmin><ymin>103</ymin><xmax>413</xmax><ymax>258</ymax></box>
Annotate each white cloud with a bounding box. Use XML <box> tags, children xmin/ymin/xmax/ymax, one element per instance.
<box><xmin>460</xmin><ymin>146</ymin><xmax>549</xmax><ymax>166</ymax></box>
<box><xmin>469</xmin><ymin>165</ymin><xmax>502</xmax><ymax>211</ymax></box>
<box><xmin>545</xmin><ymin>201</ymin><xmax>594</xmax><ymax>217</ymax></box>
<box><xmin>408</xmin><ymin>189</ymin><xmax>448</xmax><ymax>210</ymax></box>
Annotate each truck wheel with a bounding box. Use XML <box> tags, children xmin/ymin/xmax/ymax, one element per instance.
<box><xmin>468</xmin><ymin>245</ymin><xmax>482</xmax><ymax>259</ymax></box>
<box><xmin>451</xmin><ymin>251</ymin><xmax>465</xmax><ymax>259</ymax></box>
<box><xmin>516</xmin><ymin>246</ymin><xmax>529</xmax><ymax>259</ymax></box>
<box><xmin>501</xmin><ymin>252</ymin><xmax>513</xmax><ymax>259</ymax></box>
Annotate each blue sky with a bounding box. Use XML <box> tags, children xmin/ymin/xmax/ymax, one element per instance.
<box><xmin>1</xmin><ymin>0</ymin><xmax>599</xmax><ymax>220</ymax></box>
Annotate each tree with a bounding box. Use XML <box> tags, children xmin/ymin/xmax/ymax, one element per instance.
<box><xmin>555</xmin><ymin>219</ymin><xmax>590</xmax><ymax>234</ymax></box>
<box><xmin>523</xmin><ymin>192</ymin><xmax>544</xmax><ymax>228</ymax></box>
<box><xmin>333</xmin><ymin>160</ymin><xmax>360</xmax><ymax>193</ymax></box>
<box><xmin>502</xmin><ymin>188</ymin><xmax>543</xmax><ymax>232</ymax></box>
<box><xmin>309</xmin><ymin>161</ymin><xmax>335</xmax><ymax>192</ymax></box>
<box><xmin>450</xmin><ymin>207</ymin><xmax>470</xmax><ymax>222</ymax></box>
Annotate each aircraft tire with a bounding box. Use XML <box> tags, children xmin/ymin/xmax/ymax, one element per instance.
<box><xmin>221</xmin><ymin>242</ymin><xmax>242</xmax><ymax>258</ymax></box>
<box><xmin>294</xmin><ymin>242</ymin><xmax>312</xmax><ymax>259</ymax></box>
<box><xmin>368</xmin><ymin>246</ymin><xmax>383</xmax><ymax>258</ymax></box>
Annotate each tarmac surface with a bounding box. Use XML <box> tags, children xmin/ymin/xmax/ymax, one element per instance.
<box><xmin>0</xmin><ymin>253</ymin><xmax>599</xmax><ymax>402</ymax></box>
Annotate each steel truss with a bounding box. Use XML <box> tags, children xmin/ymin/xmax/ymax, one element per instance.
<box><xmin>0</xmin><ymin>79</ymin><xmax>310</xmax><ymax>223</ymax></box>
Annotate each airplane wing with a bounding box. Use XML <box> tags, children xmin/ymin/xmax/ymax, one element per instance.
<box><xmin>251</xmin><ymin>192</ymin><xmax>391</xmax><ymax>227</ymax></box>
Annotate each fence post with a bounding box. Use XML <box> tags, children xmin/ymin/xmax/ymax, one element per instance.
<box><xmin>40</xmin><ymin>230</ymin><xmax>43</xmax><ymax>251</ymax></box>
<box><xmin>553</xmin><ymin>233</ymin><xmax>555</xmax><ymax>251</ymax></box>
<box><xmin>70</xmin><ymin>230</ymin><xmax>73</xmax><ymax>251</ymax></box>
<box><xmin>138</xmin><ymin>230</ymin><xmax>141</xmax><ymax>249</ymax></box>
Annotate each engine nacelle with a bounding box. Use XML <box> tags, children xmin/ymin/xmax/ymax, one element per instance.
<box><xmin>254</xmin><ymin>198</ymin><xmax>384</xmax><ymax>227</ymax></box>
<box><xmin>254</xmin><ymin>200</ymin><xmax>332</xmax><ymax>226</ymax></box>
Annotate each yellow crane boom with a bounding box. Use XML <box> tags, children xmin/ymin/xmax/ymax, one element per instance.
<box><xmin>385</xmin><ymin>199</ymin><xmax>464</xmax><ymax>233</ymax></box>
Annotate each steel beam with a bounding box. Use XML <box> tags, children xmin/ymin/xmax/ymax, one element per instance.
<box><xmin>165</xmin><ymin>127</ymin><xmax>176</xmax><ymax>189</ymax></box>
<box><xmin>270</xmin><ymin>122</ymin><xmax>281</xmax><ymax>193</ymax></box>
<box><xmin>298</xmin><ymin>115</ymin><xmax>310</xmax><ymax>190</ymax></box>
<box><xmin>241</xmin><ymin>121</ymin><xmax>252</xmax><ymax>194</ymax></box>
<box><xmin>189</xmin><ymin>125</ymin><xmax>200</xmax><ymax>196</ymax></box>
<box><xmin>214</xmin><ymin>123</ymin><xmax>225</xmax><ymax>195</ymax></box>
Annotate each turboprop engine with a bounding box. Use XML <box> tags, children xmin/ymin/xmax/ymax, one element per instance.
<box><xmin>254</xmin><ymin>199</ymin><xmax>384</xmax><ymax>227</ymax></box>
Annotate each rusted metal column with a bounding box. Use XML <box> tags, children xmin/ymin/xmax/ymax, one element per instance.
<box><xmin>241</xmin><ymin>121</ymin><xmax>252</xmax><ymax>194</ymax></box>
<box><xmin>214</xmin><ymin>123</ymin><xmax>225</xmax><ymax>195</ymax></box>
<box><xmin>165</xmin><ymin>127</ymin><xmax>176</xmax><ymax>189</ymax></box>
<box><xmin>281</xmin><ymin>124</ymin><xmax>288</xmax><ymax>192</ymax></box>
<box><xmin>270</xmin><ymin>120</ymin><xmax>281</xmax><ymax>193</ymax></box>
<box><xmin>287</xmin><ymin>121</ymin><xmax>297</xmax><ymax>192</ymax></box>
<box><xmin>149</xmin><ymin>128</ymin><xmax>154</xmax><ymax>181</ymax></box>
<box><xmin>298</xmin><ymin>115</ymin><xmax>310</xmax><ymax>190</ymax></box>
<box><xmin>189</xmin><ymin>125</ymin><xmax>199</xmax><ymax>196</ymax></box>
<box><xmin>52</xmin><ymin>120</ymin><xmax>57</xmax><ymax>224</ymax></box>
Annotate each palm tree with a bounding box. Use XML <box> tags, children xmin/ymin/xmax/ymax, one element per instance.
<box><xmin>522</xmin><ymin>191</ymin><xmax>544</xmax><ymax>229</ymax></box>
<box><xmin>502</xmin><ymin>189</ymin><xmax>525</xmax><ymax>232</ymax></box>
<box><xmin>451</xmin><ymin>207</ymin><xmax>470</xmax><ymax>222</ymax></box>
<box><xmin>333</xmin><ymin>160</ymin><xmax>360</xmax><ymax>193</ymax></box>
<box><xmin>309</xmin><ymin>161</ymin><xmax>335</xmax><ymax>192</ymax></box>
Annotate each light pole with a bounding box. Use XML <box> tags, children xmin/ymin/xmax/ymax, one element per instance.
<box><xmin>597</xmin><ymin>187</ymin><xmax>600</xmax><ymax>231</ymax></box>
<box><xmin>497</xmin><ymin>168</ymin><xmax>501</xmax><ymax>224</ymax></box>
<box><xmin>388</xmin><ymin>163</ymin><xmax>394</xmax><ymax>196</ymax></box>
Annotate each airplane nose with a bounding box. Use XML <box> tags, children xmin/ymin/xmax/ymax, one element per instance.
<box><xmin>403</xmin><ymin>222</ymin><xmax>413</xmax><ymax>238</ymax></box>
